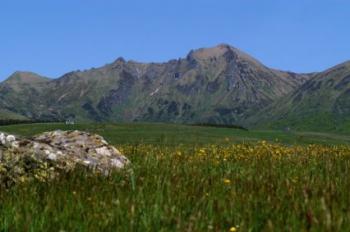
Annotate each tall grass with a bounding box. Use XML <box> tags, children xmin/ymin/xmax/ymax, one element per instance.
<box><xmin>1</xmin><ymin>143</ymin><xmax>350</xmax><ymax>231</ymax></box>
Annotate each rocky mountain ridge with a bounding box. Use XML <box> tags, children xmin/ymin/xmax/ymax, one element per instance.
<box><xmin>1</xmin><ymin>44</ymin><xmax>348</xmax><ymax>131</ymax></box>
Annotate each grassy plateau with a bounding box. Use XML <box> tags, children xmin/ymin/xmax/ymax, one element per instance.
<box><xmin>0</xmin><ymin>123</ymin><xmax>350</xmax><ymax>231</ymax></box>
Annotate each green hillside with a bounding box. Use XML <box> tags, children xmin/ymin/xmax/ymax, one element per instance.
<box><xmin>248</xmin><ymin>61</ymin><xmax>350</xmax><ymax>132</ymax></box>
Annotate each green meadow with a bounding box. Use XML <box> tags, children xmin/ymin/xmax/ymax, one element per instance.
<box><xmin>0</xmin><ymin>123</ymin><xmax>350</xmax><ymax>231</ymax></box>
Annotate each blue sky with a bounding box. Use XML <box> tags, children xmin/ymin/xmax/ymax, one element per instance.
<box><xmin>0</xmin><ymin>0</ymin><xmax>349</xmax><ymax>81</ymax></box>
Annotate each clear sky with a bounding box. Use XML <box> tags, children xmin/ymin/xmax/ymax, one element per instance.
<box><xmin>0</xmin><ymin>0</ymin><xmax>349</xmax><ymax>81</ymax></box>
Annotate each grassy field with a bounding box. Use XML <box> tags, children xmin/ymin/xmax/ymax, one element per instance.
<box><xmin>1</xmin><ymin>122</ymin><xmax>350</xmax><ymax>145</ymax></box>
<box><xmin>1</xmin><ymin>123</ymin><xmax>350</xmax><ymax>231</ymax></box>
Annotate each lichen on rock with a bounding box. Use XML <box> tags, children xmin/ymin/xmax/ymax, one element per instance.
<box><xmin>0</xmin><ymin>130</ymin><xmax>130</xmax><ymax>188</ymax></box>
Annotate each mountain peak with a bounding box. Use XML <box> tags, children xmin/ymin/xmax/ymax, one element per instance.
<box><xmin>186</xmin><ymin>43</ymin><xmax>264</xmax><ymax>69</ymax></box>
<box><xmin>4</xmin><ymin>71</ymin><xmax>50</xmax><ymax>84</ymax></box>
<box><xmin>113</xmin><ymin>57</ymin><xmax>126</xmax><ymax>64</ymax></box>
<box><xmin>188</xmin><ymin>43</ymin><xmax>234</xmax><ymax>60</ymax></box>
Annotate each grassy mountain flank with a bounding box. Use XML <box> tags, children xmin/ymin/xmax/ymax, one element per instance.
<box><xmin>249</xmin><ymin>61</ymin><xmax>350</xmax><ymax>132</ymax></box>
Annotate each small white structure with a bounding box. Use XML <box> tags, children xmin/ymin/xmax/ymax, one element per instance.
<box><xmin>65</xmin><ymin>118</ymin><xmax>75</xmax><ymax>125</ymax></box>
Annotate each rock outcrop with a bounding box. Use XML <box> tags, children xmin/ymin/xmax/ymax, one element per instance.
<box><xmin>0</xmin><ymin>130</ymin><xmax>129</xmax><ymax>187</ymax></box>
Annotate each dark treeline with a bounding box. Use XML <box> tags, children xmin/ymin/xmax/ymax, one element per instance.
<box><xmin>190</xmin><ymin>123</ymin><xmax>248</xmax><ymax>131</ymax></box>
<box><xmin>0</xmin><ymin>119</ymin><xmax>249</xmax><ymax>131</ymax></box>
<box><xmin>0</xmin><ymin>119</ymin><xmax>60</xmax><ymax>126</ymax></box>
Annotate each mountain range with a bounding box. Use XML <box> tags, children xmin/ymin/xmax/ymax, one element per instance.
<box><xmin>0</xmin><ymin>44</ymin><xmax>349</xmax><ymax>132</ymax></box>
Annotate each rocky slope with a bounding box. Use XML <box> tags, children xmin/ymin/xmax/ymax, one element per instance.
<box><xmin>0</xmin><ymin>44</ymin><xmax>310</xmax><ymax>125</ymax></box>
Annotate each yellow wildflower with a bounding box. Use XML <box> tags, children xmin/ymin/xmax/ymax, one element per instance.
<box><xmin>230</xmin><ymin>226</ymin><xmax>237</xmax><ymax>232</ymax></box>
<box><xmin>223</xmin><ymin>179</ymin><xmax>231</xmax><ymax>184</ymax></box>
